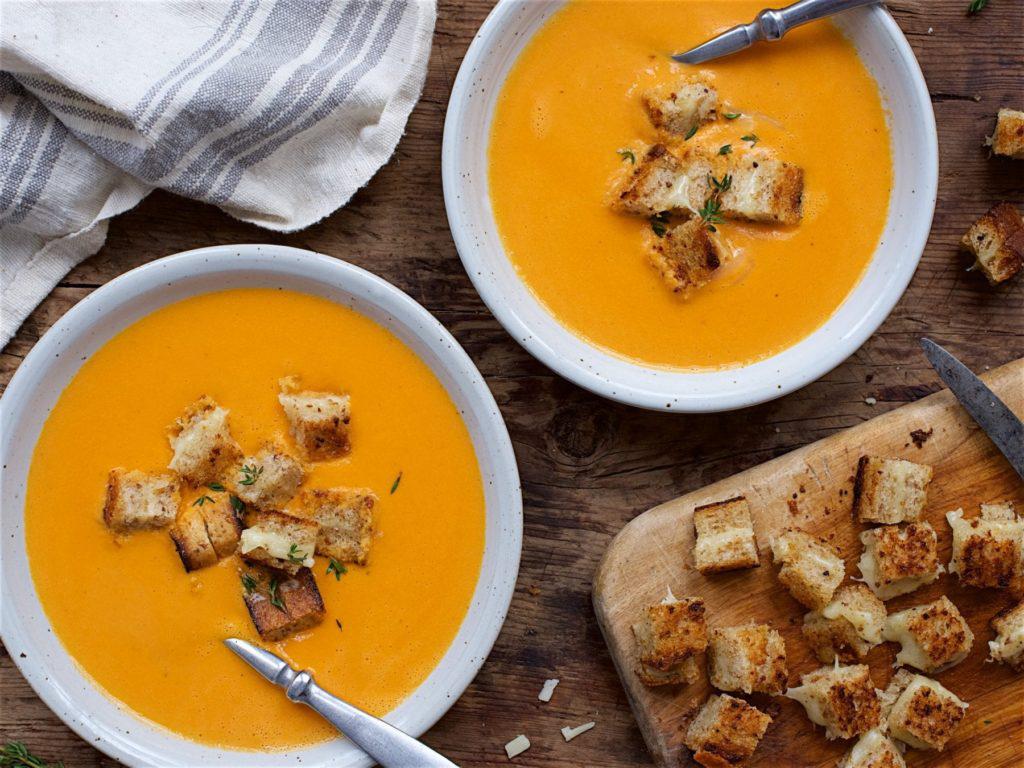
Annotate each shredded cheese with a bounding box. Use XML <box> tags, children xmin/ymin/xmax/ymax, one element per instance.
<box><xmin>560</xmin><ymin>721</ymin><xmax>596</xmax><ymax>742</ymax></box>
<box><xmin>504</xmin><ymin>734</ymin><xmax>530</xmax><ymax>759</ymax></box>
<box><xmin>538</xmin><ymin>678</ymin><xmax>559</xmax><ymax>702</ymax></box>
<box><xmin>661</xmin><ymin>585</ymin><xmax>679</xmax><ymax>605</ymax></box>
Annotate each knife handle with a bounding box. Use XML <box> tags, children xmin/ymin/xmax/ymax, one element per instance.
<box><xmin>749</xmin><ymin>0</ymin><xmax>879</xmax><ymax>43</ymax></box>
<box><xmin>285</xmin><ymin>671</ymin><xmax>458</xmax><ymax>767</ymax></box>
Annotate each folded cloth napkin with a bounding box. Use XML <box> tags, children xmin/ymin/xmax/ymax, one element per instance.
<box><xmin>0</xmin><ymin>0</ymin><xmax>435</xmax><ymax>347</ymax></box>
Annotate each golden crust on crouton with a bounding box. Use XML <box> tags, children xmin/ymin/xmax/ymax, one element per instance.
<box><xmin>707</xmin><ymin>623</ymin><xmax>787</xmax><ymax>695</ymax></box>
<box><xmin>169</xmin><ymin>506</ymin><xmax>219</xmax><ymax>572</ymax></box>
<box><xmin>632</xmin><ymin>596</ymin><xmax>707</xmax><ymax>686</ymax></box>
<box><xmin>882</xmin><ymin>670</ymin><xmax>967</xmax><ymax>751</ymax></box>
<box><xmin>230</xmin><ymin>444</ymin><xmax>304</xmax><ymax>510</ymax></box>
<box><xmin>852</xmin><ymin>457</ymin><xmax>932</xmax><ymax>524</ymax></box>
<box><xmin>947</xmin><ymin>504</ymin><xmax>1024</xmax><ymax>591</ymax></box>
<box><xmin>718</xmin><ymin>149</ymin><xmax>804</xmax><ymax>225</ymax></box>
<box><xmin>989</xmin><ymin>600</ymin><xmax>1024</xmax><ymax>671</ymax></box>
<box><xmin>296</xmin><ymin>487</ymin><xmax>376</xmax><ymax>565</ymax></box>
<box><xmin>858</xmin><ymin>522</ymin><xmax>942</xmax><ymax>600</ymax></box>
<box><xmin>693</xmin><ymin>496</ymin><xmax>759</xmax><ymax>573</ymax></box>
<box><xmin>610</xmin><ymin>144</ymin><xmax>689</xmax><ymax>216</ymax></box>
<box><xmin>102</xmin><ymin>468</ymin><xmax>179</xmax><ymax>532</ymax></box>
<box><xmin>642</xmin><ymin>80</ymin><xmax>718</xmax><ymax>136</ymax></box>
<box><xmin>838</xmin><ymin>729</ymin><xmax>907</xmax><ymax>768</ymax></box>
<box><xmin>241</xmin><ymin>565</ymin><xmax>325</xmax><ymax>641</ymax></box>
<box><xmin>786</xmin><ymin>664</ymin><xmax>881</xmax><ymax>740</ymax></box>
<box><xmin>649</xmin><ymin>219</ymin><xmax>724</xmax><ymax>293</ymax></box>
<box><xmin>883</xmin><ymin>596</ymin><xmax>974</xmax><ymax>674</ymax></box>
<box><xmin>167</xmin><ymin>396</ymin><xmax>243</xmax><ymax>486</ymax></box>
<box><xmin>239</xmin><ymin>509</ymin><xmax>318</xmax><ymax>575</ymax></box>
<box><xmin>278</xmin><ymin>376</ymin><xmax>352</xmax><ymax>461</ymax></box>
<box><xmin>992</xmin><ymin>108</ymin><xmax>1024</xmax><ymax>160</ymax></box>
<box><xmin>803</xmin><ymin>584</ymin><xmax>886</xmax><ymax>663</ymax></box>
<box><xmin>770</xmin><ymin>528</ymin><xmax>844</xmax><ymax>610</ymax></box>
<box><xmin>198</xmin><ymin>494</ymin><xmax>243</xmax><ymax>558</ymax></box>
<box><xmin>961</xmin><ymin>202</ymin><xmax>1024</xmax><ymax>285</ymax></box>
<box><xmin>684</xmin><ymin>693</ymin><xmax>772</xmax><ymax>768</ymax></box>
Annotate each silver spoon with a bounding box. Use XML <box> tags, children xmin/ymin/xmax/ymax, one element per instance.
<box><xmin>672</xmin><ymin>0</ymin><xmax>881</xmax><ymax>65</ymax></box>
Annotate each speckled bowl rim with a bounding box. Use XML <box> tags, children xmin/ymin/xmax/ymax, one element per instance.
<box><xmin>442</xmin><ymin>0</ymin><xmax>938</xmax><ymax>412</ymax></box>
<box><xmin>0</xmin><ymin>245</ymin><xmax>522</xmax><ymax>767</ymax></box>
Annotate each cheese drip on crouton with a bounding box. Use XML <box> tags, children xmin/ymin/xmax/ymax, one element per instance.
<box><xmin>989</xmin><ymin>600</ymin><xmax>1024</xmax><ymax>671</ymax></box>
<box><xmin>992</xmin><ymin>108</ymin><xmax>1024</xmax><ymax>160</ymax></box>
<box><xmin>852</xmin><ymin>457</ymin><xmax>932</xmax><ymax>524</ymax></box>
<box><xmin>632</xmin><ymin>595</ymin><xmax>707</xmax><ymax>686</ymax></box>
<box><xmin>857</xmin><ymin>522</ymin><xmax>943</xmax><ymax>600</ymax></box>
<box><xmin>231</xmin><ymin>444</ymin><xmax>304</xmax><ymax>510</ymax></box>
<box><xmin>240</xmin><ymin>509</ymin><xmax>317</xmax><ymax>575</ymax></box>
<box><xmin>642</xmin><ymin>80</ymin><xmax>718</xmax><ymax>136</ymax></box>
<box><xmin>241</xmin><ymin>565</ymin><xmax>325</xmax><ymax>641</ymax></box>
<box><xmin>102</xmin><ymin>468</ymin><xmax>179</xmax><ymax>532</ymax></box>
<box><xmin>296</xmin><ymin>487</ymin><xmax>376</xmax><ymax>565</ymax></box>
<box><xmin>692</xmin><ymin>496</ymin><xmax>759</xmax><ymax>573</ymax></box>
<box><xmin>278</xmin><ymin>376</ymin><xmax>352</xmax><ymax>460</ymax></box>
<box><xmin>684</xmin><ymin>693</ymin><xmax>772</xmax><ymax>768</ymax></box>
<box><xmin>785</xmin><ymin>663</ymin><xmax>881</xmax><ymax>740</ymax></box>
<box><xmin>946</xmin><ymin>502</ymin><xmax>1024</xmax><ymax>591</ymax></box>
<box><xmin>883</xmin><ymin>596</ymin><xmax>973</xmax><ymax>674</ymax></box>
<box><xmin>838</xmin><ymin>729</ymin><xmax>907</xmax><ymax>768</ymax></box>
<box><xmin>803</xmin><ymin>584</ymin><xmax>886</xmax><ymax>663</ymax></box>
<box><xmin>707</xmin><ymin>623</ymin><xmax>787</xmax><ymax>695</ymax></box>
<box><xmin>770</xmin><ymin>528</ymin><xmax>844</xmax><ymax>609</ymax></box>
<box><xmin>167</xmin><ymin>396</ymin><xmax>243</xmax><ymax>486</ymax></box>
<box><xmin>960</xmin><ymin>202</ymin><xmax>1024</xmax><ymax>285</ymax></box>
<box><xmin>881</xmin><ymin>670</ymin><xmax>967</xmax><ymax>751</ymax></box>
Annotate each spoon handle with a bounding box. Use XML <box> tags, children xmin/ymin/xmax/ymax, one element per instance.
<box><xmin>753</xmin><ymin>0</ymin><xmax>880</xmax><ymax>42</ymax></box>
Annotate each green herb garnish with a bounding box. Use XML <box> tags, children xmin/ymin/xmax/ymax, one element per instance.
<box><xmin>230</xmin><ymin>494</ymin><xmax>245</xmax><ymax>515</ymax></box>
<box><xmin>287</xmin><ymin>543</ymin><xmax>307</xmax><ymax>565</ymax></box>
<box><xmin>239</xmin><ymin>464</ymin><xmax>263</xmax><ymax>486</ymax></box>
<box><xmin>241</xmin><ymin>573</ymin><xmax>258</xmax><ymax>595</ymax></box>
<box><xmin>616</xmin><ymin>148</ymin><xmax>636</xmax><ymax>164</ymax></box>
<box><xmin>335</xmin><ymin>619</ymin><xmax>343</xmax><ymax>631</ymax></box>
<box><xmin>268</xmin><ymin>577</ymin><xmax>285</xmax><ymax>611</ymax></box>
<box><xmin>650</xmin><ymin>212</ymin><xmax>670</xmax><ymax>238</ymax></box>
<box><xmin>192</xmin><ymin>494</ymin><xmax>215</xmax><ymax>507</ymax></box>
<box><xmin>967</xmin><ymin>0</ymin><xmax>987</xmax><ymax>14</ymax></box>
<box><xmin>709</xmin><ymin>173</ymin><xmax>732</xmax><ymax>194</ymax></box>
<box><xmin>684</xmin><ymin>124</ymin><xmax>698</xmax><ymax>141</ymax></box>
<box><xmin>723</xmin><ymin>112</ymin><xmax>741</xmax><ymax>120</ymax></box>
<box><xmin>390</xmin><ymin>471</ymin><xmax>403</xmax><ymax>494</ymax></box>
<box><xmin>206</xmin><ymin>482</ymin><xmax>226</xmax><ymax>492</ymax></box>
<box><xmin>698</xmin><ymin>198</ymin><xmax>724</xmax><ymax>232</ymax></box>
<box><xmin>718</xmin><ymin>144</ymin><xmax>732</xmax><ymax>156</ymax></box>
<box><xmin>0</xmin><ymin>742</ymin><xmax>64</xmax><ymax>768</ymax></box>
<box><xmin>327</xmin><ymin>558</ymin><xmax>348</xmax><ymax>580</ymax></box>
<box><xmin>741</xmin><ymin>133</ymin><xmax>759</xmax><ymax>146</ymax></box>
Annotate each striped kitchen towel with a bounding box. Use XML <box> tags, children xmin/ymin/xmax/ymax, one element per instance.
<box><xmin>0</xmin><ymin>0</ymin><xmax>435</xmax><ymax>347</ymax></box>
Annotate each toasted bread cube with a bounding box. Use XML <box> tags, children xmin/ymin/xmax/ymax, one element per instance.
<box><xmin>718</xmin><ymin>150</ymin><xmax>803</xmax><ymax>225</ymax></box>
<box><xmin>947</xmin><ymin>503</ymin><xmax>1024</xmax><ymax>591</ymax></box>
<box><xmin>241</xmin><ymin>565</ymin><xmax>325</xmax><ymax>641</ymax></box>
<box><xmin>198</xmin><ymin>494</ymin><xmax>243</xmax><ymax>558</ymax></box>
<box><xmin>802</xmin><ymin>584</ymin><xmax>887</xmax><ymax>663</ymax></box>
<box><xmin>882</xmin><ymin>670</ymin><xmax>967</xmax><ymax>751</ymax></box>
<box><xmin>992</xmin><ymin>108</ymin><xmax>1024</xmax><ymax>160</ymax></box>
<box><xmin>883</xmin><ymin>596</ymin><xmax>973</xmax><ymax>674</ymax></box>
<box><xmin>684</xmin><ymin>693</ymin><xmax>771</xmax><ymax>768</ymax></box>
<box><xmin>961</xmin><ymin>202</ymin><xmax>1024</xmax><ymax>285</ymax></box>
<box><xmin>989</xmin><ymin>600</ymin><xmax>1024</xmax><ymax>671</ymax></box>
<box><xmin>642</xmin><ymin>80</ymin><xmax>718</xmax><ymax>136</ymax></box>
<box><xmin>785</xmin><ymin>664</ymin><xmax>881</xmax><ymax>740</ymax></box>
<box><xmin>231</xmin><ymin>444</ymin><xmax>304</xmax><ymax>510</ymax></box>
<box><xmin>102</xmin><ymin>468</ymin><xmax>179</xmax><ymax>532</ymax></box>
<box><xmin>169</xmin><ymin>506</ymin><xmax>218</xmax><ymax>572</ymax></box>
<box><xmin>770</xmin><ymin>528</ymin><xmax>844</xmax><ymax>610</ymax></box>
<box><xmin>239</xmin><ymin>509</ymin><xmax>318</xmax><ymax>575</ymax></box>
<box><xmin>693</xmin><ymin>496</ymin><xmax>759</xmax><ymax>573</ymax></box>
<box><xmin>707</xmin><ymin>623</ymin><xmax>787</xmax><ymax>695</ymax></box>
<box><xmin>167</xmin><ymin>396</ymin><xmax>243</xmax><ymax>486</ymax></box>
<box><xmin>611</xmin><ymin>144</ymin><xmax>688</xmax><ymax>216</ymax></box>
<box><xmin>278</xmin><ymin>377</ymin><xmax>351</xmax><ymax>461</ymax></box>
<box><xmin>838</xmin><ymin>729</ymin><xmax>907</xmax><ymax>768</ymax></box>
<box><xmin>649</xmin><ymin>219</ymin><xmax>724</xmax><ymax>293</ymax></box>
<box><xmin>852</xmin><ymin>457</ymin><xmax>932</xmax><ymax>524</ymax></box>
<box><xmin>632</xmin><ymin>594</ymin><xmax>707</xmax><ymax>687</ymax></box>
<box><xmin>857</xmin><ymin>522</ymin><xmax>942</xmax><ymax>600</ymax></box>
<box><xmin>296</xmin><ymin>487</ymin><xmax>376</xmax><ymax>565</ymax></box>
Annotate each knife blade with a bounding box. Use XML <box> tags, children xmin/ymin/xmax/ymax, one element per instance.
<box><xmin>920</xmin><ymin>338</ymin><xmax>1024</xmax><ymax>480</ymax></box>
<box><xmin>225</xmin><ymin>638</ymin><xmax>458</xmax><ymax>767</ymax></box>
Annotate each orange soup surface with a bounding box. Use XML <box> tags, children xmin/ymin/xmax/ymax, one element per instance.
<box><xmin>489</xmin><ymin>0</ymin><xmax>893</xmax><ymax>369</ymax></box>
<box><xmin>25</xmin><ymin>288</ymin><xmax>485</xmax><ymax>750</ymax></box>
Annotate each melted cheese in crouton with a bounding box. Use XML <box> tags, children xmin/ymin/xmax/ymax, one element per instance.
<box><xmin>708</xmin><ymin>623</ymin><xmax>787</xmax><ymax>695</ymax></box>
<box><xmin>684</xmin><ymin>693</ymin><xmax>772</xmax><ymax>768</ymax></box>
<box><xmin>803</xmin><ymin>584</ymin><xmax>886</xmax><ymax>663</ymax></box>
<box><xmin>882</xmin><ymin>670</ymin><xmax>967</xmax><ymax>751</ymax></box>
<box><xmin>231</xmin><ymin>444</ymin><xmax>304</xmax><ymax>510</ymax></box>
<box><xmin>102</xmin><ymin>468</ymin><xmax>179</xmax><ymax>532</ymax></box>
<box><xmin>770</xmin><ymin>528</ymin><xmax>844</xmax><ymax>609</ymax></box>
<box><xmin>693</xmin><ymin>496</ymin><xmax>759</xmax><ymax>573</ymax></box>
<box><xmin>946</xmin><ymin>503</ymin><xmax>1024</xmax><ymax>590</ymax></box>
<box><xmin>718</xmin><ymin>149</ymin><xmax>803</xmax><ymax>225</ymax></box>
<box><xmin>838</xmin><ymin>729</ymin><xmax>907</xmax><ymax>768</ymax></box>
<box><xmin>852</xmin><ymin>457</ymin><xmax>932</xmax><ymax>524</ymax></box>
<box><xmin>632</xmin><ymin>596</ymin><xmax>707</xmax><ymax>687</ymax></box>
<box><xmin>857</xmin><ymin>522</ymin><xmax>942</xmax><ymax>600</ymax></box>
<box><xmin>642</xmin><ymin>80</ymin><xmax>718</xmax><ymax>136</ymax></box>
<box><xmin>883</xmin><ymin>596</ymin><xmax>973</xmax><ymax>674</ymax></box>
<box><xmin>989</xmin><ymin>601</ymin><xmax>1024</xmax><ymax>671</ymax></box>
<box><xmin>992</xmin><ymin>108</ymin><xmax>1024</xmax><ymax>160</ymax></box>
<box><xmin>785</xmin><ymin>664</ymin><xmax>881</xmax><ymax>740</ymax></box>
<box><xmin>167</xmin><ymin>396</ymin><xmax>243</xmax><ymax>486</ymax></box>
<box><xmin>240</xmin><ymin>510</ymin><xmax>318</xmax><ymax>575</ymax></box>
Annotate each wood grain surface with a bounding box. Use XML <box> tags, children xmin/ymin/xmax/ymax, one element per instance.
<box><xmin>594</xmin><ymin>360</ymin><xmax>1024</xmax><ymax>767</ymax></box>
<box><xmin>1</xmin><ymin>1</ymin><xmax>1022</xmax><ymax>766</ymax></box>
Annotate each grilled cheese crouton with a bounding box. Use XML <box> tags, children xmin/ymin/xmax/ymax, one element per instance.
<box><xmin>241</xmin><ymin>565</ymin><xmax>325</xmax><ymax>641</ymax></box>
<box><xmin>992</xmin><ymin>108</ymin><xmax>1024</xmax><ymax>159</ymax></box>
<box><xmin>684</xmin><ymin>693</ymin><xmax>772</xmax><ymax>768</ymax></box>
<box><xmin>707</xmin><ymin>623</ymin><xmax>787</xmax><ymax>695</ymax></box>
<box><xmin>170</xmin><ymin>506</ymin><xmax>219</xmax><ymax>571</ymax></box>
<box><xmin>838</xmin><ymin>729</ymin><xmax>907</xmax><ymax>768</ymax></box>
<box><xmin>947</xmin><ymin>503</ymin><xmax>1024</xmax><ymax>591</ymax></box>
<box><xmin>230</xmin><ymin>444</ymin><xmax>304</xmax><ymax>510</ymax></box>
<box><xmin>198</xmin><ymin>494</ymin><xmax>243</xmax><ymax>558</ymax></box>
<box><xmin>642</xmin><ymin>80</ymin><xmax>718</xmax><ymax>136</ymax></box>
<box><xmin>296</xmin><ymin>487</ymin><xmax>376</xmax><ymax>565</ymax></box>
<box><xmin>852</xmin><ymin>457</ymin><xmax>932</xmax><ymax>524</ymax></box>
<box><xmin>102</xmin><ymin>468</ymin><xmax>179</xmax><ymax>532</ymax></box>
<box><xmin>278</xmin><ymin>376</ymin><xmax>352</xmax><ymax>461</ymax></box>
<box><xmin>632</xmin><ymin>593</ymin><xmax>707</xmax><ymax>686</ymax></box>
<box><xmin>611</xmin><ymin>144</ymin><xmax>702</xmax><ymax>216</ymax></box>
<box><xmin>989</xmin><ymin>600</ymin><xmax>1024</xmax><ymax>671</ymax></box>
<box><xmin>960</xmin><ymin>203</ymin><xmax>1024</xmax><ymax>285</ymax></box>
<box><xmin>785</xmin><ymin>664</ymin><xmax>881</xmax><ymax>740</ymax></box>
<box><xmin>718</xmin><ymin>149</ymin><xmax>803</xmax><ymax>225</ymax></box>
<box><xmin>239</xmin><ymin>509</ymin><xmax>317</xmax><ymax>575</ymax></box>
<box><xmin>802</xmin><ymin>584</ymin><xmax>886</xmax><ymax>663</ymax></box>
<box><xmin>167</xmin><ymin>396</ymin><xmax>243</xmax><ymax>486</ymax></box>
<box><xmin>770</xmin><ymin>528</ymin><xmax>844</xmax><ymax>609</ymax></box>
<box><xmin>649</xmin><ymin>219</ymin><xmax>724</xmax><ymax>293</ymax></box>
<box><xmin>857</xmin><ymin>522</ymin><xmax>942</xmax><ymax>600</ymax></box>
<box><xmin>882</xmin><ymin>670</ymin><xmax>967</xmax><ymax>751</ymax></box>
<box><xmin>883</xmin><ymin>596</ymin><xmax>973</xmax><ymax>674</ymax></box>
<box><xmin>693</xmin><ymin>496</ymin><xmax>759</xmax><ymax>573</ymax></box>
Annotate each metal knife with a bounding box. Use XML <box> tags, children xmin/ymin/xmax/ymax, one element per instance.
<box><xmin>224</xmin><ymin>638</ymin><xmax>458</xmax><ymax>767</ymax></box>
<box><xmin>921</xmin><ymin>338</ymin><xmax>1024</xmax><ymax>481</ymax></box>
<box><xmin>672</xmin><ymin>0</ymin><xmax>879</xmax><ymax>65</ymax></box>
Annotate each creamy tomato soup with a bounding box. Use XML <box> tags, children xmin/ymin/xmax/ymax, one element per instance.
<box><xmin>25</xmin><ymin>288</ymin><xmax>485</xmax><ymax>750</ymax></box>
<box><xmin>489</xmin><ymin>0</ymin><xmax>893</xmax><ymax>369</ymax></box>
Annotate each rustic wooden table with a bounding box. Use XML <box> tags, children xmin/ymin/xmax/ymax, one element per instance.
<box><xmin>2</xmin><ymin>1</ymin><xmax>1022</xmax><ymax>765</ymax></box>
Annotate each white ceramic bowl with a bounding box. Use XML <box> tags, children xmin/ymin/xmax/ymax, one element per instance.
<box><xmin>442</xmin><ymin>0</ymin><xmax>937</xmax><ymax>412</ymax></box>
<box><xmin>0</xmin><ymin>245</ymin><xmax>522</xmax><ymax>767</ymax></box>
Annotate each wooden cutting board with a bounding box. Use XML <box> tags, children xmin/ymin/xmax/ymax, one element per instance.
<box><xmin>593</xmin><ymin>359</ymin><xmax>1024</xmax><ymax>768</ymax></box>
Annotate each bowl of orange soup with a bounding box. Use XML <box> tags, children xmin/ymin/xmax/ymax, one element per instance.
<box><xmin>442</xmin><ymin>0</ymin><xmax>937</xmax><ymax>411</ymax></box>
<box><xmin>0</xmin><ymin>245</ymin><xmax>521</xmax><ymax>766</ymax></box>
